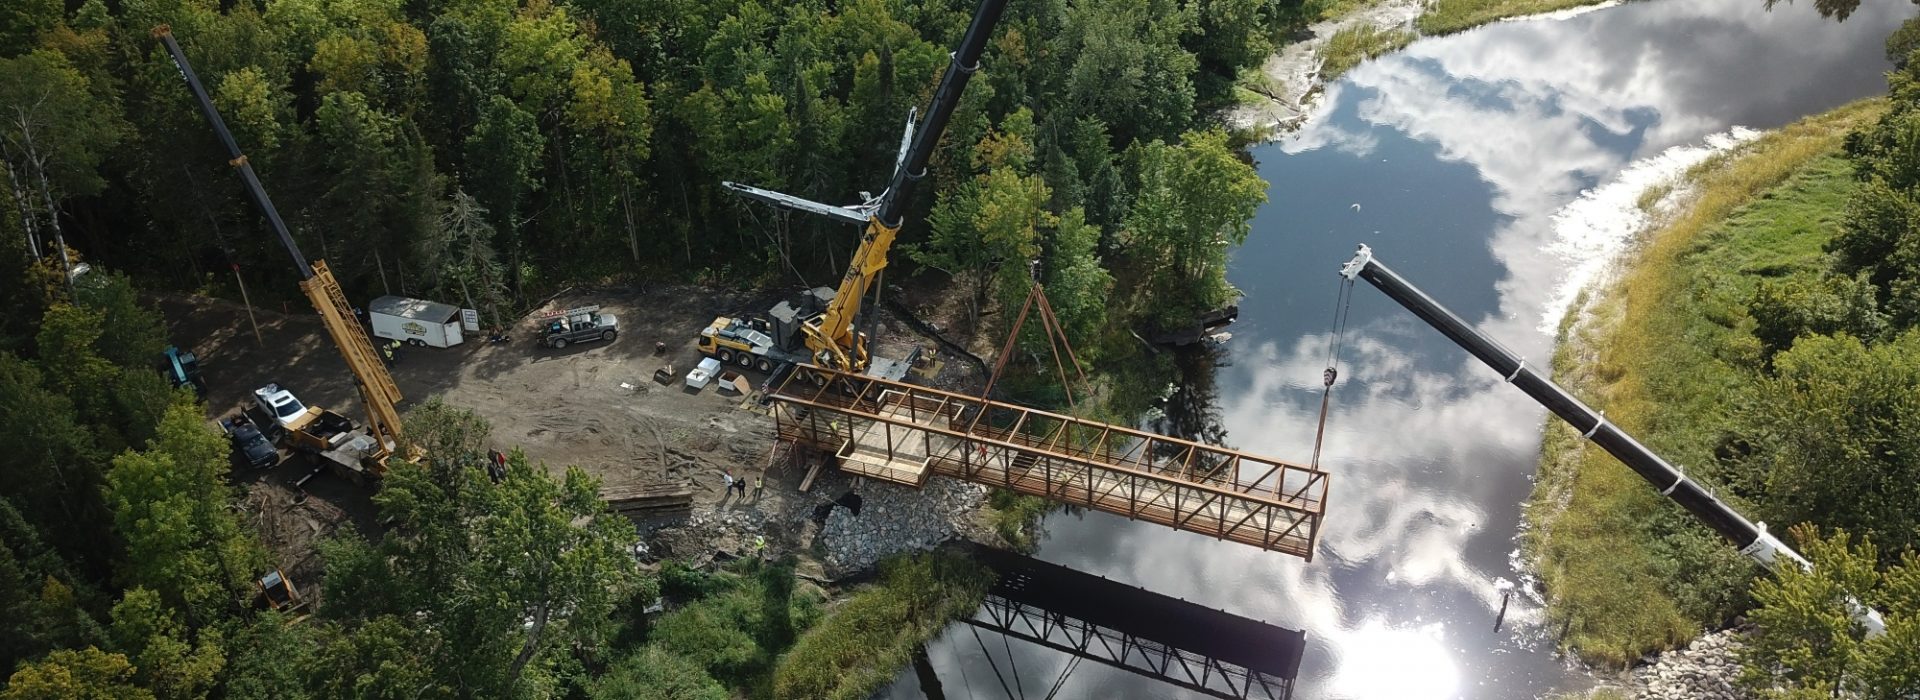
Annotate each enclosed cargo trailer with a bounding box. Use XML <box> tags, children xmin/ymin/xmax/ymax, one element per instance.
<box><xmin>370</xmin><ymin>296</ymin><xmax>465</xmax><ymax>348</ymax></box>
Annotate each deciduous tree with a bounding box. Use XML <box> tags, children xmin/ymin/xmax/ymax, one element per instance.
<box><xmin>1740</xmin><ymin>526</ymin><xmax>1920</xmax><ymax>698</ymax></box>
<box><xmin>0</xmin><ymin>647</ymin><xmax>154</xmax><ymax>700</ymax></box>
<box><xmin>103</xmin><ymin>403</ymin><xmax>267</xmax><ymax>624</ymax></box>
<box><xmin>321</xmin><ymin>401</ymin><xmax>642</xmax><ymax>697</ymax></box>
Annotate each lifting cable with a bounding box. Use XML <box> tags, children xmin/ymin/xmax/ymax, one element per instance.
<box><xmin>1309</xmin><ymin>275</ymin><xmax>1357</xmax><ymax>472</ymax></box>
<box><xmin>976</xmin><ymin>270</ymin><xmax>1090</xmax><ymax>430</ymax></box>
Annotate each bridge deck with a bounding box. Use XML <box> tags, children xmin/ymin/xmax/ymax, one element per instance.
<box><xmin>771</xmin><ymin>367</ymin><xmax>1329</xmax><ymax>560</ymax></box>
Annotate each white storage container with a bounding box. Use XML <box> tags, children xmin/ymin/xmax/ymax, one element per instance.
<box><xmin>686</xmin><ymin>357</ymin><xmax>722</xmax><ymax>389</ymax></box>
<box><xmin>369</xmin><ymin>296</ymin><xmax>465</xmax><ymax>348</ymax></box>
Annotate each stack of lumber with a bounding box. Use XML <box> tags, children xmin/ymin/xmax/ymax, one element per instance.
<box><xmin>602</xmin><ymin>481</ymin><xmax>694</xmax><ymax>521</ymax></box>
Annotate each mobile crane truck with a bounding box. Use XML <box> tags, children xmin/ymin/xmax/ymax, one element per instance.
<box><xmin>1339</xmin><ymin>244</ymin><xmax>1887</xmax><ymax>636</ymax></box>
<box><xmin>155</xmin><ymin>26</ymin><xmax>405</xmax><ymax>485</ymax></box>
<box><xmin>702</xmin><ymin>0</ymin><xmax>1009</xmax><ymax>386</ymax></box>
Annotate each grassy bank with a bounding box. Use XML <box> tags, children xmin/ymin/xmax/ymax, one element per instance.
<box><xmin>1527</xmin><ymin>99</ymin><xmax>1886</xmax><ymax>666</ymax></box>
<box><xmin>604</xmin><ymin>551</ymin><xmax>988</xmax><ymax>700</ymax></box>
<box><xmin>1320</xmin><ymin>25</ymin><xmax>1416</xmax><ymax>81</ymax></box>
<box><xmin>772</xmin><ymin>552</ymin><xmax>990</xmax><ymax>699</ymax></box>
<box><xmin>1417</xmin><ymin>0</ymin><xmax>1615</xmax><ymax>35</ymax></box>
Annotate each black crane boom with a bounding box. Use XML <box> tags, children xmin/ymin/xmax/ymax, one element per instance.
<box><xmin>152</xmin><ymin>25</ymin><xmax>311</xmax><ymax>278</ymax></box>
<box><xmin>874</xmin><ymin>0</ymin><xmax>1008</xmax><ymax>228</ymax></box>
<box><xmin>1340</xmin><ymin>244</ymin><xmax>1885</xmax><ymax>635</ymax></box>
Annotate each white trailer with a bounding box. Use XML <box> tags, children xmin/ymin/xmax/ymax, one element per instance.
<box><xmin>369</xmin><ymin>296</ymin><xmax>466</xmax><ymax>348</ymax></box>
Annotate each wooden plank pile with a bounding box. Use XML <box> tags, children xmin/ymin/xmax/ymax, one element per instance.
<box><xmin>602</xmin><ymin>481</ymin><xmax>694</xmax><ymax>521</ymax></box>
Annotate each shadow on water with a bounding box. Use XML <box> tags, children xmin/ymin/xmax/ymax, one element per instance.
<box><xmin>916</xmin><ymin>544</ymin><xmax>1308</xmax><ymax>700</ymax></box>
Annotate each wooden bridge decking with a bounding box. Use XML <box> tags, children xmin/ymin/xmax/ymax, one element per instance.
<box><xmin>770</xmin><ymin>367</ymin><xmax>1329</xmax><ymax>560</ymax></box>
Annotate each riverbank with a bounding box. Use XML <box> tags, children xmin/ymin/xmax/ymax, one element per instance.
<box><xmin>1227</xmin><ymin>0</ymin><xmax>1619</xmax><ymax>134</ymax></box>
<box><xmin>1525</xmin><ymin>98</ymin><xmax>1886</xmax><ymax>673</ymax></box>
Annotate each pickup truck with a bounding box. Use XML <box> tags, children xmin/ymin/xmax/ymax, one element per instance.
<box><xmin>248</xmin><ymin>383</ymin><xmax>383</xmax><ymax>484</ymax></box>
<box><xmin>537</xmin><ymin>305</ymin><xmax>619</xmax><ymax>349</ymax></box>
<box><xmin>223</xmin><ymin>415</ymin><xmax>279</xmax><ymax>470</ymax></box>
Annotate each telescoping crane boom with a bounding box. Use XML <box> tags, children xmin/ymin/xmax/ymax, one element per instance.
<box><xmin>1339</xmin><ymin>244</ymin><xmax>1887</xmax><ymax>636</ymax></box>
<box><xmin>154</xmin><ymin>26</ymin><xmax>405</xmax><ymax>470</ymax></box>
<box><xmin>717</xmin><ymin>0</ymin><xmax>1009</xmax><ymax>375</ymax></box>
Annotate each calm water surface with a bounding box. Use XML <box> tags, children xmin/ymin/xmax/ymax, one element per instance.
<box><xmin>887</xmin><ymin>1</ymin><xmax>1911</xmax><ymax>697</ymax></box>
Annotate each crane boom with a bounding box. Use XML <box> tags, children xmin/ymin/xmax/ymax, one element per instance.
<box><xmin>720</xmin><ymin>0</ymin><xmax>1007</xmax><ymax>373</ymax></box>
<box><xmin>154</xmin><ymin>26</ymin><xmax>405</xmax><ymax>466</ymax></box>
<box><xmin>1339</xmin><ymin>244</ymin><xmax>1885</xmax><ymax>635</ymax></box>
<box><xmin>807</xmin><ymin>0</ymin><xmax>1008</xmax><ymax>371</ymax></box>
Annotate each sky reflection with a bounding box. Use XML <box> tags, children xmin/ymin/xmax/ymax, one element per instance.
<box><xmin>890</xmin><ymin>1</ymin><xmax>1912</xmax><ymax>698</ymax></box>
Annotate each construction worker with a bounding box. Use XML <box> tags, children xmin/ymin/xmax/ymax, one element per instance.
<box><xmin>381</xmin><ymin>340</ymin><xmax>396</xmax><ymax>365</ymax></box>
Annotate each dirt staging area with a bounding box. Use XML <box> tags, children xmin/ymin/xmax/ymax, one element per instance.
<box><xmin>161</xmin><ymin>282</ymin><xmax>982</xmax><ymax>577</ymax></box>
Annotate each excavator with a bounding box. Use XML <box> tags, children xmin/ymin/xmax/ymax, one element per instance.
<box><xmin>155</xmin><ymin>26</ymin><xmax>404</xmax><ymax>482</ymax></box>
<box><xmin>700</xmin><ymin>0</ymin><xmax>1009</xmax><ymax>384</ymax></box>
<box><xmin>1339</xmin><ymin>244</ymin><xmax>1887</xmax><ymax>636</ymax></box>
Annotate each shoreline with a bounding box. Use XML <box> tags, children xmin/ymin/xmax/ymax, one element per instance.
<box><xmin>1522</xmin><ymin>100</ymin><xmax>1887</xmax><ymax>692</ymax></box>
<box><xmin>1224</xmin><ymin>0</ymin><xmax>1622</xmax><ymax>139</ymax></box>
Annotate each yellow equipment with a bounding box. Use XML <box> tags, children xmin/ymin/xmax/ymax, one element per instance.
<box><xmin>711</xmin><ymin>0</ymin><xmax>1008</xmax><ymax>378</ymax></box>
<box><xmin>156</xmin><ymin>26</ymin><xmax>403</xmax><ymax>474</ymax></box>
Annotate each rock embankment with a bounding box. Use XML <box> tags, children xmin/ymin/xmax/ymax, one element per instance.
<box><xmin>818</xmin><ymin>477</ymin><xmax>987</xmax><ymax>577</ymax></box>
<box><xmin>1623</xmin><ymin>628</ymin><xmax>1750</xmax><ymax>700</ymax></box>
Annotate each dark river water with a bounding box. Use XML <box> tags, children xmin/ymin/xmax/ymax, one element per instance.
<box><xmin>886</xmin><ymin>1</ymin><xmax>1913</xmax><ymax>697</ymax></box>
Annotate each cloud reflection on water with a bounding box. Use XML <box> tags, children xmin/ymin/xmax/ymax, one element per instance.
<box><xmin>892</xmin><ymin>1</ymin><xmax>1912</xmax><ymax>698</ymax></box>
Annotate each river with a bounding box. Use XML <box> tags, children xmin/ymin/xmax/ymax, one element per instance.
<box><xmin>884</xmin><ymin>1</ymin><xmax>1913</xmax><ymax>697</ymax></box>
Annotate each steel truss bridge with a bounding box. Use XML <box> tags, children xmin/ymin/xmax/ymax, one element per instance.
<box><xmin>770</xmin><ymin>366</ymin><xmax>1330</xmax><ymax>559</ymax></box>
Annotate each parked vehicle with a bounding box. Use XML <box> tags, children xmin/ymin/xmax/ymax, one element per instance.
<box><xmin>536</xmin><ymin>305</ymin><xmax>618</xmax><ymax>349</ymax></box>
<box><xmin>247</xmin><ymin>383</ymin><xmax>383</xmax><ymax>484</ymax></box>
<box><xmin>223</xmin><ymin>416</ymin><xmax>278</xmax><ymax>469</ymax></box>
<box><xmin>253</xmin><ymin>384</ymin><xmax>310</xmax><ymax>432</ymax></box>
<box><xmin>159</xmin><ymin>345</ymin><xmax>207</xmax><ymax>397</ymax></box>
<box><xmin>369</xmin><ymin>295</ymin><xmax>466</xmax><ymax>348</ymax></box>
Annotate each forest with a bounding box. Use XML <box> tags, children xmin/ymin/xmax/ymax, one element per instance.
<box><xmin>0</xmin><ymin>0</ymin><xmax>1321</xmax><ymax>697</ymax></box>
<box><xmin>0</xmin><ymin>0</ymin><xmax>1299</xmax><ymax>350</ymax></box>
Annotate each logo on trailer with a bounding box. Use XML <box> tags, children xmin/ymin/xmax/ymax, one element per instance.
<box><xmin>402</xmin><ymin>321</ymin><xmax>427</xmax><ymax>337</ymax></box>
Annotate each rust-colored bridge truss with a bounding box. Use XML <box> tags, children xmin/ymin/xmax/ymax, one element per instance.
<box><xmin>771</xmin><ymin>367</ymin><xmax>1329</xmax><ymax>560</ymax></box>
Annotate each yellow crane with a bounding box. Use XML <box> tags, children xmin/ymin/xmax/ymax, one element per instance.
<box><xmin>703</xmin><ymin>0</ymin><xmax>1008</xmax><ymax>380</ymax></box>
<box><xmin>155</xmin><ymin>26</ymin><xmax>403</xmax><ymax>475</ymax></box>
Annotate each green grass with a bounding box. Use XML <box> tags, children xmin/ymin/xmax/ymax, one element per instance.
<box><xmin>771</xmin><ymin>551</ymin><xmax>991</xmax><ymax>700</ymax></box>
<box><xmin>1527</xmin><ymin>99</ymin><xmax>1886</xmax><ymax>667</ymax></box>
<box><xmin>1319</xmin><ymin>25</ymin><xmax>1415</xmax><ymax>81</ymax></box>
<box><xmin>636</xmin><ymin>558</ymin><xmax>825</xmax><ymax>696</ymax></box>
<box><xmin>986</xmin><ymin>489</ymin><xmax>1054</xmax><ymax>552</ymax></box>
<box><xmin>1416</xmin><ymin>0</ymin><xmax>1614</xmax><ymax>35</ymax></box>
